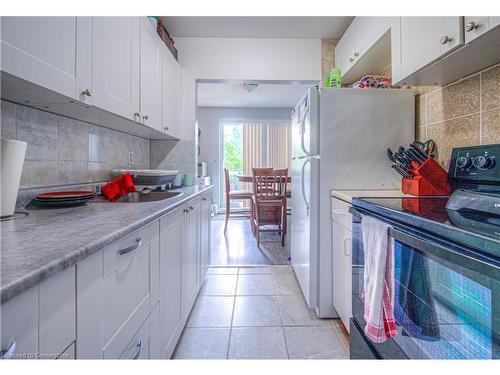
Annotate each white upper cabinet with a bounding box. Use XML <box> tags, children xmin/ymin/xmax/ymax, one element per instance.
<box><xmin>140</xmin><ymin>18</ymin><xmax>163</xmax><ymax>132</ymax></box>
<box><xmin>355</xmin><ymin>17</ymin><xmax>392</xmax><ymax>62</ymax></box>
<box><xmin>395</xmin><ymin>17</ymin><xmax>464</xmax><ymax>83</ymax></box>
<box><xmin>92</xmin><ymin>17</ymin><xmax>140</xmax><ymax>121</ymax></box>
<box><xmin>1</xmin><ymin>17</ymin><xmax>91</xmax><ymax>101</ymax></box>
<box><xmin>335</xmin><ymin>17</ymin><xmax>393</xmax><ymax>82</ymax></box>
<box><xmin>162</xmin><ymin>47</ymin><xmax>181</xmax><ymax>137</ymax></box>
<box><xmin>464</xmin><ymin>17</ymin><xmax>500</xmax><ymax>43</ymax></box>
<box><xmin>335</xmin><ymin>20</ymin><xmax>357</xmax><ymax>77</ymax></box>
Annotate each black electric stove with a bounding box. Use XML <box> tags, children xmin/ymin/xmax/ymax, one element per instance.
<box><xmin>349</xmin><ymin>144</ymin><xmax>500</xmax><ymax>360</ymax></box>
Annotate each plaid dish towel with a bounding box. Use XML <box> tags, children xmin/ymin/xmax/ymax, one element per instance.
<box><xmin>361</xmin><ymin>216</ymin><xmax>397</xmax><ymax>343</ymax></box>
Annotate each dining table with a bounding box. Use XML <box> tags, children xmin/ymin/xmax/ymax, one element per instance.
<box><xmin>236</xmin><ymin>175</ymin><xmax>292</xmax><ymax>198</ymax></box>
<box><xmin>236</xmin><ymin>175</ymin><xmax>292</xmax><ymax>183</ymax></box>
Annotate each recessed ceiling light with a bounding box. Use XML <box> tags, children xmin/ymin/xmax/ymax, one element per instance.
<box><xmin>240</xmin><ymin>83</ymin><xmax>258</xmax><ymax>93</ymax></box>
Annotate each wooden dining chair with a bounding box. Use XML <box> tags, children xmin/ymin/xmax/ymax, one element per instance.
<box><xmin>251</xmin><ymin>168</ymin><xmax>288</xmax><ymax>247</ymax></box>
<box><xmin>224</xmin><ymin>168</ymin><xmax>253</xmax><ymax>232</ymax></box>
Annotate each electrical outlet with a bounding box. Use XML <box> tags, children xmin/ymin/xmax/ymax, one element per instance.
<box><xmin>128</xmin><ymin>151</ymin><xmax>134</xmax><ymax>165</ymax></box>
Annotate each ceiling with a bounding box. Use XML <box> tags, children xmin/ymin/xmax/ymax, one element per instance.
<box><xmin>159</xmin><ymin>17</ymin><xmax>354</xmax><ymax>39</ymax></box>
<box><xmin>197</xmin><ymin>82</ymin><xmax>310</xmax><ymax>108</ymax></box>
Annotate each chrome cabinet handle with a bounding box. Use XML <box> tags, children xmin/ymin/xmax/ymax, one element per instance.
<box><xmin>189</xmin><ymin>206</ymin><xmax>194</xmax><ymax>211</ymax></box>
<box><xmin>354</xmin><ymin>52</ymin><xmax>359</xmax><ymax>57</ymax></box>
<box><xmin>0</xmin><ymin>341</ymin><xmax>16</xmax><ymax>359</ymax></box>
<box><xmin>183</xmin><ymin>208</ymin><xmax>190</xmax><ymax>214</ymax></box>
<box><xmin>440</xmin><ymin>35</ymin><xmax>452</xmax><ymax>44</ymax></box>
<box><xmin>118</xmin><ymin>237</ymin><xmax>142</xmax><ymax>255</ymax></box>
<box><xmin>134</xmin><ymin>112</ymin><xmax>141</xmax><ymax>121</ymax></box>
<box><xmin>132</xmin><ymin>340</ymin><xmax>143</xmax><ymax>360</ymax></box>
<box><xmin>348</xmin><ymin>57</ymin><xmax>354</xmax><ymax>63</ymax></box>
<box><xmin>164</xmin><ymin>126</ymin><xmax>169</xmax><ymax>131</ymax></box>
<box><xmin>465</xmin><ymin>21</ymin><xmax>479</xmax><ymax>32</ymax></box>
<box><xmin>142</xmin><ymin>115</ymin><xmax>149</xmax><ymax>122</ymax></box>
<box><xmin>202</xmin><ymin>197</ymin><xmax>207</xmax><ymax>201</ymax></box>
<box><xmin>81</xmin><ymin>88</ymin><xmax>92</xmax><ymax>97</ymax></box>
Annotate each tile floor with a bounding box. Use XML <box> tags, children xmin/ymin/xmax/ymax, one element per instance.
<box><xmin>172</xmin><ymin>266</ymin><xmax>349</xmax><ymax>360</ymax></box>
<box><xmin>210</xmin><ymin>216</ymin><xmax>291</xmax><ymax>266</ymax></box>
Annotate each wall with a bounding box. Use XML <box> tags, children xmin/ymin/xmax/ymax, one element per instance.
<box><xmin>321</xmin><ymin>39</ymin><xmax>337</xmax><ymax>84</ymax></box>
<box><xmin>197</xmin><ymin>106</ymin><xmax>292</xmax><ymax>207</ymax></box>
<box><xmin>415</xmin><ymin>63</ymin><xmax>500</xmax><ymax>168</ymax></box>
<box><xmin>174</xmin><ymin>37</ymin><xmax>321</xmax><ymax>175</ymax></box>
<box><xmin>1</xmin><ymin>100</ymin><xmax>150</xmax><ymax>189</ymax></box>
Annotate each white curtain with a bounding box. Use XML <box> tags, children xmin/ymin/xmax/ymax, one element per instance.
<box><xmin>266</xmin><ymin>120</ymin><xmax>291</xmax><ymax>172</ymax></box>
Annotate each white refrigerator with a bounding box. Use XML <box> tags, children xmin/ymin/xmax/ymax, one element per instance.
<box><xmin>290</xmin><ymin>87</ymin><xmax>414</xmax><ymax>318</ymax></box>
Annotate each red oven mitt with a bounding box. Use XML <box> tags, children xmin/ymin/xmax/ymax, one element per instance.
<box><xmin>101</xmin><ymin>173</ymin><xmax>137</xmax><ymax>201</ymax></box>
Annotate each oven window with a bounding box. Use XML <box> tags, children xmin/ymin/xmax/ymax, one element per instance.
<box><xmin>393</xmin><ymin>241</ymin><xmax>495</xmax><ymax>359</ymax></box>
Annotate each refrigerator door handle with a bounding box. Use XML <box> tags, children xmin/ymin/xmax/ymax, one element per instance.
<box><xmin>301</xmin><ymin>158</ymin><xmax>311</xmax><ymax>215</ymax></box>
<box><xmin>300</xmin><ymin>107</ymin><xmax>312</xmax><ymax>157</ymax></box>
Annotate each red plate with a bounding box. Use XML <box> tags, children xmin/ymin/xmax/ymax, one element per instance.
<box><xmin>35</xmin><ymin>191</ymin><xmax>95</xmax><ymax>200</ymax></box>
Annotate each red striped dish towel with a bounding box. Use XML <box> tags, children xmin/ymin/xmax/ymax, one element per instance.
<box><xmin>361</xmin><ymin>216</ymin><xmax>397</xmax><ymax>343</ymax></box>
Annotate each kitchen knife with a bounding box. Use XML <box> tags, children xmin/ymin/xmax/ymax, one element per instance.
<box><xmin>407</xmin><ymin>147</ymin><xmax>424</xmax><ymax>164</ymax></box>
<box><xmin>409</xmin><ymin>144</ymin><xmax>428</xmax><ymax>162</ymax></box>
<box><xmin>387</xmin><ymin>148</ymin><xmax>396</xmax><ymax>163</ymax></box>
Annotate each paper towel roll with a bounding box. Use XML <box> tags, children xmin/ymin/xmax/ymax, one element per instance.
<box><xmin>1</xmin><ymin>138</ymin><xmax>27</xmax><ymax>217</ymax></box>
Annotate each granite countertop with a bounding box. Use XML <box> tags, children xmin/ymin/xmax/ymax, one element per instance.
<box><xmin>0</xmin><ymin>185</ymin><xmax>213</xmax><ymax>303</ymax></box>
<box><xmin>330</xmin><ymin>189</ymin><xmax>412</xmax><ymax>203</ymax></box>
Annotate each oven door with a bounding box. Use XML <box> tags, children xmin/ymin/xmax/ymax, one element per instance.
<box><xmin>350</xmin><ymin>207</ymin><xmax>500</xmax><ymax>359</ymax></box>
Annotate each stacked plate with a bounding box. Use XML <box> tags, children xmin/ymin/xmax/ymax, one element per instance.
<box><xmin>34</xmin><ymin>191</ymin><xmax>96</xmax><ymax>207</ymax></box>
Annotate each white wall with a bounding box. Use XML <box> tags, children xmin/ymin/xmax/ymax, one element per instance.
<box><xmin>176</xmin><ymin>37</ymin><xmax>322</xmax><ymax>141</ymax></box>
<box><xmin>197</xmin><ymin>106</ymin><xmax>292</xmax><ymax>208</ymax></box>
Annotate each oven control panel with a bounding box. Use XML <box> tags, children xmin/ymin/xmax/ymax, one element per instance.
<box><xmin>449</xmin><ymin>144</ymin><xmax>500</xmax><ymax>183</ymax></box>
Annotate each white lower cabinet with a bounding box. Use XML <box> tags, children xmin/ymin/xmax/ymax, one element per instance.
<box><xmin>181</xmin><ymin>197</ymin><xmax>202</xmax><ymax>325</ymax></box>
<box><xmin>200</xmin><ymin>193</ymin><xmax>212</xmax><ymax>279</ymax></box>
<box><xmin>76</xmin><ymin>223</ymin><xmax>157</xmax><ymax>359</ymax></box>
<box><xmin>331</xmin><ymin>197</ymin><xmax>353</xmax><ymax>332</ymax></box>
<box><xmin>1</xmin><ymin>191</ymin><xmax>211</xmax><ymax>360</ymax></box>
<box><xmin>159</xmin><ymin>206</ymin><xmax>184</xmax><ymax>358</ymax></box>
<box><xmin>0</xmin><ymin>266</ymin><xmax>76</xmax><ymax>360</ymax></box>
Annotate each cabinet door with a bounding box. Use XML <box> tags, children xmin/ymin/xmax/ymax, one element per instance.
<box><xmin>331</xmin><ymin>221</ymin><xmax>345</xmax><ymax>320</ymax></box>
<box><xmin>355</xmin><ymin>17</ymin><xmax>392</xmax><ymax>61</ymax></box>
<box><xmin>464</xmin><ymin>17</ymin><xmax>500</xmax><ymax>43</ymax></box>
<box><xmin>162</xmin><ymin>47</ymin><xmax>181</xmax><ymax>137</ymax></box>
<box><xmin>335</xmin><ymin>19</ymin><xmax>357</xmax><ymax>76</ymax></box>
<box><xmin>182</xmin><ymin>199</ymin><xmax>201</xmax><ymax>324</ymax></box>
<box><xmin>0</xmin><ymin>17</ymin><xmax>90</xmax><ymax>100</ymax></box>
<box><xmin>0</xmin><ymin>287</ymin><xmax>38</xmax><ymax>359</ymax></box>
<box><xmin>342</xmin><ymin>228</ymin><xmax>352</xmax><ymax>332</ymax></box>
<box><xmin>159</xmin><ymin>207</ymin><xmax>183</xmax><ymax>358</ymax></box>
<box><xmin>140</xmin><ymin>17</ymin><xmax>162</xmax><ymax>131</ymax></box>
<box><xmin>200</xmin><ymin>193</ymin><xmax>211</xmax><ymax>280</ymax></box>
<box><xmin>399</xmin><ymin>17</ymin><xmax>464</xmax><ymax>80</ymax></box>
<box><xmin>92</xmin><ymin>17</ymin><xmax>140</xmax><ymax>120</ymax></box>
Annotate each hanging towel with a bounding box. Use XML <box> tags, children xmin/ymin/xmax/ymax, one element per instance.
<box><xmin>361</xmin><ymin>216</ymin><xmax>397</xmax><ymax>343</ymax></box>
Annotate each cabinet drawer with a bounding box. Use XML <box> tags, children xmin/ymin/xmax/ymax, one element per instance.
<box><xmin>331</xmin><ymin>197</ymin><xmax>352</xmax><ymax>231</ymax></box>
<box><xmin>119</xmin><ymin>314</ymin><xmax>150</xmax><ymax>359</ymax></box>
<box><xmin>103</xmin><ymin>224</ymin><xmax>151</xmax><ymax>276</ymax></box>
<box><xmin>102</xmin><ymin>241</ymin><xmax>150</xmax><ymax>344</ymax></box>
<box><xmin>103</xmin><ymin>294</ymin><xmax>150</xmax><ymax>359</ymax></box>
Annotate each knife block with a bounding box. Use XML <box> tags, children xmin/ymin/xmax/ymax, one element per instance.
<box><xmin>401</xmin><ymin>157</ymin><xmax>452</xmax><ymax>196</ymax></box>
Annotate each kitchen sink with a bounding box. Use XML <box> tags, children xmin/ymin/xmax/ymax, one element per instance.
<box><xmin>115</xmin><ymin>191</ymin><xmax>183</xmax><ymax>203</ymax></box>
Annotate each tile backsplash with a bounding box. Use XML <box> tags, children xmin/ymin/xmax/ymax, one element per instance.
<box><xmin>150</xmin><ymin>139</ymin><xmax>196</xmax><ymax>175</ymax></box>
<box><xmin>415</xmin><ymin>63</ymin><xmax>500</xmax><ymax>169</ymax></box>
<box><xmin>1</xmin><ymin>100</ymin><xmax>150</xmax><ymax>188</ymax></box>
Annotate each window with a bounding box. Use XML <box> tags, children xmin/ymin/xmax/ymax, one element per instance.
<box><xmin>220</xmin><ymin>119</ymin><xmax>291</xmax><ymax>210</ymax></box>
